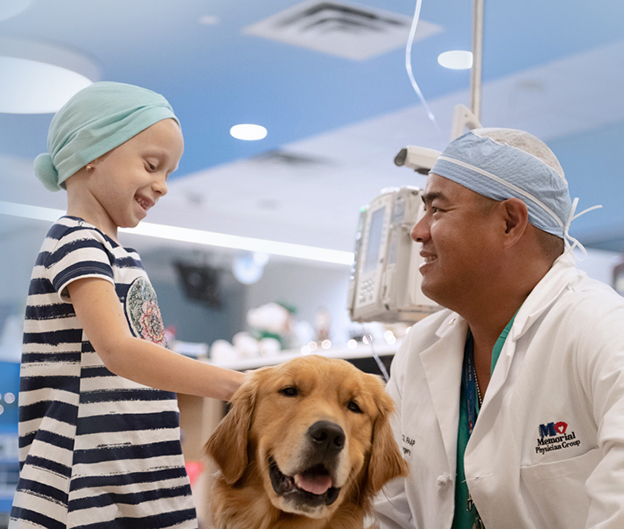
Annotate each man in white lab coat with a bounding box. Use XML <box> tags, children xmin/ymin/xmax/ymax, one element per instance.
<box><xmin>374</xmin><ymin>128</ymin><xmax>624</xmax><ymax>528</ymax></box>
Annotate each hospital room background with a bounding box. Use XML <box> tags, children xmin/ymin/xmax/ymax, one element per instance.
<box><xmin>1</xmin><ymin>0</ymin><xmax>624</xmax><ymax>525</ymax></box>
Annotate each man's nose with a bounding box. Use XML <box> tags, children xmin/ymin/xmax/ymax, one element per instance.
<box><xmin>411</xmin><ymin>216</ymin><xmax>428</xmax><ymax>242</ymax></box>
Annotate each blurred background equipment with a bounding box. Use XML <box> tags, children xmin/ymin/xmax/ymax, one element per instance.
<box><xmin>175</xmin><ymin>262</ymin><xmax>222</xmax><ymax>308</ymax></box>
<box><xmin>348</xmin><ymin>186</ymin><xmax>439</xmax><ymax>323</ymax></box>
<box><xmin>0</xmin><ymin>361</ymin><xmax>19</xmax><ymax>526</ymax></box>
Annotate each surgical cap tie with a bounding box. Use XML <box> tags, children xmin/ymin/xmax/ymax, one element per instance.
<box><xmin>562</xmin><ymin>198</ymin><xmax>603</xmax><ymax>259</ymax></box>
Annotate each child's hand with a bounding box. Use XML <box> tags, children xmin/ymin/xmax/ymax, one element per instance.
<box><xmin>68</xmin><ymin>276</ymin><xmax>252</xmax><ymax>401</ymax></box>
<box><xmin>226</xmin><ymin>369</ymin><xmax>249</xmax><ymax>401</ymax></box>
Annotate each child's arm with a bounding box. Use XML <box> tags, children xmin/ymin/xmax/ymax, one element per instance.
<box><xmin>66</xmin><ymin>277</ymin><xmax>245</xmax><ymax>401</ymax></box>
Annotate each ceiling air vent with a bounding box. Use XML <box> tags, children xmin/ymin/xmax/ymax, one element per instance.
<box><xmin>251</xmin><ymin>149</ymin><xmax>332</xmax><ymax>168</ymax></box>
<box><xmin>243</xmin><ymin>0</ymin><xmax>442</xmax><ymax>61</ymax></box>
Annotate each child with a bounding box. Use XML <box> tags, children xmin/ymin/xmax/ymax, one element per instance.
<box><xmin>10</xmin><ymin>82</ymin><xmax>245</xmax><ymax>529</ymax></box>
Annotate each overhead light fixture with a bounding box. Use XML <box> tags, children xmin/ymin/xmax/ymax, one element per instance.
<box><xmin>230</xmin><ymin>124</ymin><xmax>268</xmax><ymax>141</ymax></box>
<box><xmin>0</xmin><ymin>0</ymin><xmax>33</xmax><ymax>22</ymax></box>
<box><xmin>437</xmin><ymin>50</ymin><xmax>473</xmax><ymax>70</ymax></box>
<box><xmin>232</xmin><ymin>252</ymin><xmax>269</xmax><ymax>284</ymax></box>
<box><xmin>0</xmin><ymin>36</ymin><xmax>98</xmax><ymax>114</ymax></box>
<box><xmin>130</xmin><ymin>220</ymin><xmax>351</xmax><ymax>264</ymax></box>
<box><xmin>0</xmin><ymin>201</ymin><xmax>354</xmax><ymax>266</ymax></box>
<box><xmin>198</xmin><ymin>15</ymin><xmax>219</xmax><ymax>25</ymax></box>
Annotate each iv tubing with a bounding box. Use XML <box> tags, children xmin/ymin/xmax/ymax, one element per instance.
<box><xmin>405</xmin><ymin>0</ymin><xmax>444</xmax><ymax>146</ymax></box>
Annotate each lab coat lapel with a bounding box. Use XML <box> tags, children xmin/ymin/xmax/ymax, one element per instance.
<box><xmin>420</xmin><ymin>314</ymin><xmax>467</xmax><ymax>470</ymax></box>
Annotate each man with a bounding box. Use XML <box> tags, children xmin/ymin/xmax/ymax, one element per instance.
<box><xmin>373</xmin><ymin>128</ymin><xmax>624</xmax><ymax>528</ymax></box>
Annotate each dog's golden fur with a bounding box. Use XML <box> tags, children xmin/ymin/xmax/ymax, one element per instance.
<box><xmin>206</xmin><ymin>355</ymin><xmax>407</xmax><ymax>529</ymax></box>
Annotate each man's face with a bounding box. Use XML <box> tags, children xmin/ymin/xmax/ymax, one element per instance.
<box><xmin>411</xmin><ymin>173</ymin><xmax>502</xmax><ymax>310</ymax></box>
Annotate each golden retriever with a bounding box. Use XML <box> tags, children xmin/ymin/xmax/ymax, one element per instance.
<box><xmin>206</xmin><ymin>355</ymin><xmax>408</xmax><ymax>529</ymax></box>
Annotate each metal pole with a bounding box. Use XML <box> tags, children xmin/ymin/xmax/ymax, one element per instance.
<box><xmin>470</xmin><ymin>0</ymin><xmax>484</xmax><ymax>122</ymax></box>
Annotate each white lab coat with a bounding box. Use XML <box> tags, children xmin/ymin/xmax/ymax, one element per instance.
<box><xmin>374</xmin><ymin>252</ymin><xmax>624</xmax><ymax>528</ymax></box>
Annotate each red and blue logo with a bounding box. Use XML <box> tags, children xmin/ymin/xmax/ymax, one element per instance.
<box><xmin>539</xmin><ymin>421</ymin><xmax>567</xmax><ymax>438</ymax></box>
<box><xmin>535</xmin><ymin>420</ymin><xmax>580</xmax><ymax>455</ymax></box>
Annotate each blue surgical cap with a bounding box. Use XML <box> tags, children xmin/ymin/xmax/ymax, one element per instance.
<box><xmin>34</xmin><ymin>81</ymin><xmax>180</xmax><ymax>192</ymax></box>
<box><xmin>431</xmin><ymin>128</ymin><xmax>572</xmax><ymax>238</ymax></box>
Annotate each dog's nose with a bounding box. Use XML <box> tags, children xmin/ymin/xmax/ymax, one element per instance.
<box><xmin>308</xmin><ymin>420</ymin><xmax>345</xmax><ymax>454</ymax></box>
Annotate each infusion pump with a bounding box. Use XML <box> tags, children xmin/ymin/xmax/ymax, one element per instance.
<box><xmin>347</xmin><ymin>186</ymin><xmax>439</xmax><ymax>323</ymax></box>
<box><xmin>347</xmin><ymin>104</ymin><xmax>481</xmax><ymax>323</ymax></box>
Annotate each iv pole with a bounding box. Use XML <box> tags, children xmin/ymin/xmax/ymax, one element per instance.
<box><xmin>451</xmin><ymin>0</ymin><xmax>484</xmax><ymax>139</ymax></box>
<box><xmin>395</xmin><ymin>0</ymin><xmax>486</xmax><ymax>168</ymax></box>
<box><xmin>471</xmin><ymin>0</ymin><xmax>484</xmax><ymax>122</ymax></box>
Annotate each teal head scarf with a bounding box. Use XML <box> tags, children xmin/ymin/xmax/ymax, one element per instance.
<box><xmin>34</xmin><ymin>81</ymin><xmax>180</xmax><ymax>192</ymax></box>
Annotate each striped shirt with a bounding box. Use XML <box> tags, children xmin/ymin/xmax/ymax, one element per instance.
<box><xmin>10</xmin><ymin>216</ymin><xmax>197</xmax><ymax>529</ymax></box>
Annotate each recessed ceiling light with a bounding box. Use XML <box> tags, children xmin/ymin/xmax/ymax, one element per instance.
<box><xmin>230</xmin><ymin>124</ymin><xmax>268</xmax><ymax>141</ymax></box>
<box><xmin>199</xmin><ymin>15</ymin><xmax>219</xmax><ymax>25</ymax></box>
<box><xmin>232</xmin><ymin>252</ymin><xmax>269</xmax><ymax>285</ymax></box>
<box><xmin>0</xmin><ymin>37</ymin><xmax>99</xmax><ymax>114</ymax></box>
<box><xmin>437</xmin><ymin>50</ymin><xmax>473</xmax><ymax>70</ymax></box>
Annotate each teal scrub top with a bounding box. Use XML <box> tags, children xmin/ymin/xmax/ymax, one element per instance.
<box><xmin>452</xmin><ymin>315</ymin><xmax>516</xmax><ymax>529</ymax></box>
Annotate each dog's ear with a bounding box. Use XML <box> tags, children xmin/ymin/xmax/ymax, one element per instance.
<box><xmin>206</xmin><ymin>375</ymin><xmax>257</xmax><ymax>485</ymax></box>
<box><xmin>364</xmin><ymin>381</ymin><xmax>408</xmax><ymax>497</ymax></box>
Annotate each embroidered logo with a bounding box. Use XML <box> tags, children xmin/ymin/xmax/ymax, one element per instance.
<box><xmin>535</xmin><ymin>421</ymin><xmax>580</xmax><ymax>455</ymax></box>
<box><xmin>126</xmin><ymin>277</ymin><xmax>167</xmax><ymax>347</ymax></box>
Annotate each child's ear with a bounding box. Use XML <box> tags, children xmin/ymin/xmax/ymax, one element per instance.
<box><xmin>86</xmin><ymin>153</ymin><xmax>109</xmax><ymax>172</ymax></box>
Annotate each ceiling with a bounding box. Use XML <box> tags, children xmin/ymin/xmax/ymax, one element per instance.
<box><xmin>2</xmin><ymin>0</ymin><xmax>624</xmax><ymax>259</ymax></box>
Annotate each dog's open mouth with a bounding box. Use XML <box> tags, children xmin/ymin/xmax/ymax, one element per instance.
<box><xmin>269</xmin><ymin>457</ymin><xmax>341</xmax><ymax>507</ymax></box>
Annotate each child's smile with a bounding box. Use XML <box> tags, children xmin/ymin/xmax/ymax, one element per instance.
<box><xmin>135</xmin><ymin>192</ymin><xmax>155</xmax><ymax>215</ymax></box>
<box><xmin>67</xmin><ymin>118</ymin><xmax>184</xmax><ymax>240</ymax></box>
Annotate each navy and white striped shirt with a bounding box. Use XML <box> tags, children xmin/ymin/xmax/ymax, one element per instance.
<box><xmin>11</xmin><ymin>216</ymin><xmax>197</xmax><ymax>529</ymax></box>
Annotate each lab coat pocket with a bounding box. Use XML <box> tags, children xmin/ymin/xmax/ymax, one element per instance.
<box><xmin>521</xmin><ymin>448</ymin><xmax>600</xmax><ymax>529</ymax></box>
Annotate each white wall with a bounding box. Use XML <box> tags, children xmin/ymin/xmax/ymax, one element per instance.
<box><xmin>244</xmin><ymin>260</ymin><xmax>353</xmax><ymax>346</ymax></box>
<box><xmin>575</xmin><ymin>247</ymin><xmax>622</xmax><ymax>286</ymax></box>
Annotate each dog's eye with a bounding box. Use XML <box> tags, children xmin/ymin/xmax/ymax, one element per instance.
<box><xmin>279</xmin><ymin>386</ymin><xmax>299</xmax><ymax>397</ymax></box>
<box><xmin>347</xmin><ymin>400</ymin><xmax>363</xmax><ymax>413</ymax></box>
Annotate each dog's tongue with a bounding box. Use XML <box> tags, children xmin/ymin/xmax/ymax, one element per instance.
<box><xmin>295</xmin><ymin>473</ymin><xmax>332</xmax><ymax>495</ymax></box>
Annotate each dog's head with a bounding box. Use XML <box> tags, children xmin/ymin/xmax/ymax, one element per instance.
<box><xmin>206</xmin><ymin>355</ymin><xmax>407</xmax><ymax>521</ymax></box>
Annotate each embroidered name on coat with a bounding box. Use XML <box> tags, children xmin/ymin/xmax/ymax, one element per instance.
<box><xmin>535</xmin><ymin>421</ymin><xmax>581</xmax><ymax>455</ymax></box>
<box><xmin>401</xmin><ymin>434</ymin><xmax>416</xmax><ymax>457</ymax></box>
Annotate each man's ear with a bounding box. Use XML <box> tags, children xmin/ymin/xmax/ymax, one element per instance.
<box><xmin>501</xmin><ymin>198</ymin><xmax>529</xmax><ymax>247</ymax></box>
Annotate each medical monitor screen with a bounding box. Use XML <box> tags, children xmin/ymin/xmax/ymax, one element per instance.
<box><xmin>364</xmin><ymin>207</ymin><xmax>385</xmax><ymax>273</ymax></box>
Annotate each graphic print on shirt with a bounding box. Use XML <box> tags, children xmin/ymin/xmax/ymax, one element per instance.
<box><xmin>125</xmin><ymin>277</ymin><xmax>167</xmax><ymax>346</ymax></box>
<box><xmin>535</xmin><ymin>420</ymin><xmax>581</xmax><ymax>455</ymax></box>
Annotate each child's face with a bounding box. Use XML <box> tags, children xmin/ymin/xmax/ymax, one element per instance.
<box><xmin>85</xmin><ymin>118</ymin><xmax>184</xmax><ymax>234</ymax></box>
